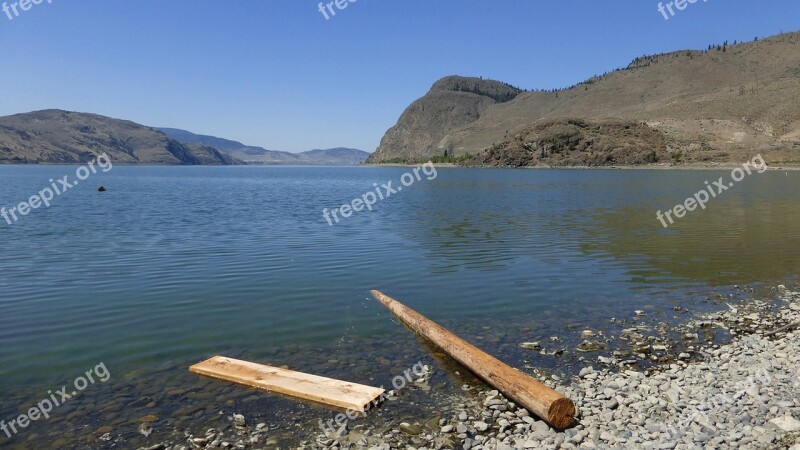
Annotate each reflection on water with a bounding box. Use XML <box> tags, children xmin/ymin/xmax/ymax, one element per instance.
<box><xmin>584</xmin><ymin>182</ymin><xmax>800</xmax><ymax>287</ymax></box>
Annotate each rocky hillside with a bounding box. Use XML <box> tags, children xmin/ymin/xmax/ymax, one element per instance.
<box><xmin>160</xmin><ymin>128</ymin><xmax>370</xmax><ymax>165</ymax></box>
<box><xmin>185</xmin><ymin>144</ymin><xmax>242</xmax><ymax>165</ymax></box>
<box><xmin>366</xmin><ymin>76</ymin><xmax>523</xmax><ymax>163</ymax></box>
<box><xmin>464</xmin><ymin>119</ymin><xmax>668</xmax><ymax>167</ymax></box>
<box><xmin>370</xmin><ymin>32</ymin><xmax>800</xmax><ymax>166</ymax></box>
<box><xmin>158</xmin><ymin>127</ymin><xmax>296</xmax><ymax>164</ymax></box>
<box><xmin>158</xmin><ymin>127</ymin><xmax>271</xmax><ymax>153</ymax></box>
<box><xmin>0</xmin><ymin>110</ymin><xmax>241</xmax><ymax>165</ymax></box>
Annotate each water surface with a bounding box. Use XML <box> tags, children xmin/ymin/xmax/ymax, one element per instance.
<box><xmin>0</xmin><ymin>166</ymin><xmax>797</xmax><ymax>448</ymax></box>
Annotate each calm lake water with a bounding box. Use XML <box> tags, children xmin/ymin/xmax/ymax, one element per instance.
<box><xmin>0</xmin><ymin>165</ymin><xmax>798</xmax><ymax>448</ymax></box>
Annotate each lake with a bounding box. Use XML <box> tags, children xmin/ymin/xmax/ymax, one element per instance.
<box><xmin>0</xmin><ymin>165</ymin><xmax>798</xmax><ymax>448</ymax></box>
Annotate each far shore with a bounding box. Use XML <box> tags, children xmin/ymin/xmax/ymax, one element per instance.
<box><xmin>365</xmin><ymin>162</ymin><xmax>800</xmax><ymax>170</ymax></box>
<box><xmin>3</xmin><ymin>161</ymin><xmax>800</xmax><ymax>170</ymax></box>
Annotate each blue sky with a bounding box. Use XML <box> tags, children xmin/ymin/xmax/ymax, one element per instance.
<box><xmin>0</xmin><ymin>0</ymin><xmax>797</xmax><ymax>152</ymax></box>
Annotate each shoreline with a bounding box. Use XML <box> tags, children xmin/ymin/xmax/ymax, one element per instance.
<box><xmin>4</xmin><ymin>162</ymin><xmax>800</xmax><ymax>170</ymax></box>
<box><xmin>3</xmin><ymin>284</ymin><xmax>795</xmax><ymax>449</ymax></box>
<box><xmin>365</xmin><ymin>163</ymin><xmax>800</xmax><ymax>171</ymax></box>
<box><xmin>303</xmin><ymin>284</ymin><xmax>800</xmax><ymax>449</ymax></box>
<box><xmin>122</xmin><ymin>283</ymin><xmax>800</xmax><ymax>450</ymax></box>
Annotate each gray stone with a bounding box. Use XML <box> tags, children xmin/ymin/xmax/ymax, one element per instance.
<box><xmin>232</xmin><ymin>414</ymin><xmax>246</xmax><ymax>429</ymax></box>
<box><xmin>531</xmin><ymin>421</ymin><xmax>550</xmax><ymax>434</ymax></box>
<box><xmin>399</xmin><ymin>422</ymin><xmax>422</xmax><ymax>435</ymax></box>
<box><xmin>768</xmin><ymin>415</ymin><xmax>800</xmax><ymax>432</ymax></box>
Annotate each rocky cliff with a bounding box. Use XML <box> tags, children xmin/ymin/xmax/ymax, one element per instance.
<box><xmin>366</xmin><ymin>76</ymin><xmax>523</xmax><ymax>163</ymax></box>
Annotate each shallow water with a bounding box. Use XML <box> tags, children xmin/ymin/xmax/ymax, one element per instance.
<box><xmin>0</xmin><ymin>166</ymin><xmax>798</xmax><ymax>448</ymax></box>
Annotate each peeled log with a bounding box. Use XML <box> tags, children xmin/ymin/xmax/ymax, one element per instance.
<box><xmin>371</xmin><ymin>290</ymin><xmax>576</xmax><ymax>430</ymax></box>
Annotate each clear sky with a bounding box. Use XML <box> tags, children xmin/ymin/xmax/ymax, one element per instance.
<box><xmin>0</xmin><ymin>0</ymin><xmax>797</xmax><ymax>152</ymax></box>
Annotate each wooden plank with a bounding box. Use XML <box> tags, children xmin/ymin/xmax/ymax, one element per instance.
<box><xmin>189</xmin><ymin>356</ymin><xmax>385</xmax><ymax>411</ymax></box>
<box><xmin>371</xmin><ymin>290</ymin><xmax>576</xmax><ymax>430</ymax></box>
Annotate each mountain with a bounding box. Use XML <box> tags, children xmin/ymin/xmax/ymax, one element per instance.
<box><xmin>0</xmin><ymin>110</ymin><xmax>242</xmax><ymax>165</ymax></box>
<box><xmin>157</xmin><ymin>127</ymin><xmax>294</xmax><ymax>163</ymax></box>
<box><xmin>369</xmin><ymin>32</ymin><xmax>800</xmax><ymax>166</ymax></box>
<box><xmin>160</xmin><ymin>128</ymin><xmax>370</xmax><ymax>165</ymax></box>
<box><xmin>157</xmin><ymin>127</ymin><xmax>262</xmax><ymax>152</ymax></box>
<box><xmin>228</xmin><ymin>146</ymin><xmax>370</xmax><ymax>165</ymax></box>
<box><xmin>295</xmin><ymin>147</ymin><xmax>372</xmax><ymax>165</ymax></box>
<box><xmin>185</xmin><ymin>144</ymin><xmax>242</xmax><ymax>165</ymax></box>
<box><xmin>367</xmin><ymin>76</ymin><xmax>524</xmax><ymax>163</ymax></box>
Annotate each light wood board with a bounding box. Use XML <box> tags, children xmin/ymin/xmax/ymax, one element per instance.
<box><xmin>189</xmin><ymin>356</ymin><xmax>384</xmax><ymax>411</ymax></box>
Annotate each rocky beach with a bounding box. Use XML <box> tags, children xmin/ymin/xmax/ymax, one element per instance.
<box><xmin>465</xmin><ymin>286</ymin><xmax>800</xmax><ymax>450</ymax></box>
<box><xmin>102</xmin><ymin>284</ymin><xmax>799</xmax><ymax>450</ymax></box>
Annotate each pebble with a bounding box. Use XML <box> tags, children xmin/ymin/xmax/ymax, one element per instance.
<box><xmin>399</xmin><ymin>422</ymin><xmax>422</xmax><ymax>435</ymax></box>
<box><xmin>519</xmin><ymin>342</ymin><xmax>541</xmax><ymax>351</ymax></box>
<box><xmin>232</xmin><ymin>414</ymin><xmax>246</xmax><ymax>429</ymax></box>
<box><xmin>138</xmin><ymin>422</ymin><xmax>153</xmax><ymax>437</ymax></box>
<box><xmin>769</xmin><ymin>415</ymin><xmax>800</xmax><ymax>432</ymax></box>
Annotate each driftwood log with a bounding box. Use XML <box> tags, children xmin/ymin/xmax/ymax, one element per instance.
<box><xmin>371</xmin><ymin>290</ymin><xmax>576</xmax><ymax>429</ymax></box>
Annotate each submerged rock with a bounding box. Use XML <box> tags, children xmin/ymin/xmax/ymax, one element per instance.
<box><xmin>399</xmin><ymin>422</ymin><xmax>422</xmax><ymax>435</ymax></box>
<box><xmin>519</xmin><ymin>342</ymin><xmax>541</xmax><ymax>351</ymax></box>
<box><xmin>576</xmin><ymin>340</ymin><xmax>607</xmax><ymax>352</ymax></box>
<box><xmin>138</xmin><ymin>422</ymin><xmax>153</xmax><ymax>437</ymax></box>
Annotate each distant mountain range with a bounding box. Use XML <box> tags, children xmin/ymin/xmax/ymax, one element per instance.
<box><xmin>369</xmin><ymin>31</ymin><xmax>800</xmax><ymax>167</ymax></box>
<box><xmin>0</xmin><ymin>110</ymin><xmax>370</xmax><ymax>165</ymax></box>
<box><xmin>158</xmin><ymin>128</ymin><xmax>370</xmax><ymax>165</ymax></box>
<box><xmin>0</xmin><ymin>110</ymin><xmax>240</xmax><ymax>165</ymax></box>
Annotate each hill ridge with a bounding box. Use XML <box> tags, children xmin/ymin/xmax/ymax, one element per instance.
<box><xmin>0</xmin><ymin>110</ymin><xmax>240</xmax><ymax>165</ymax></box>
<box><xmin>159</xmin><ymin>128</ymin><xmax>370</xmax><ymax>165</ymax></box>
<box><xmin>368</xmin><ymin>31</ymin><xmax>800</xmax><ymax>166</ymax></box>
